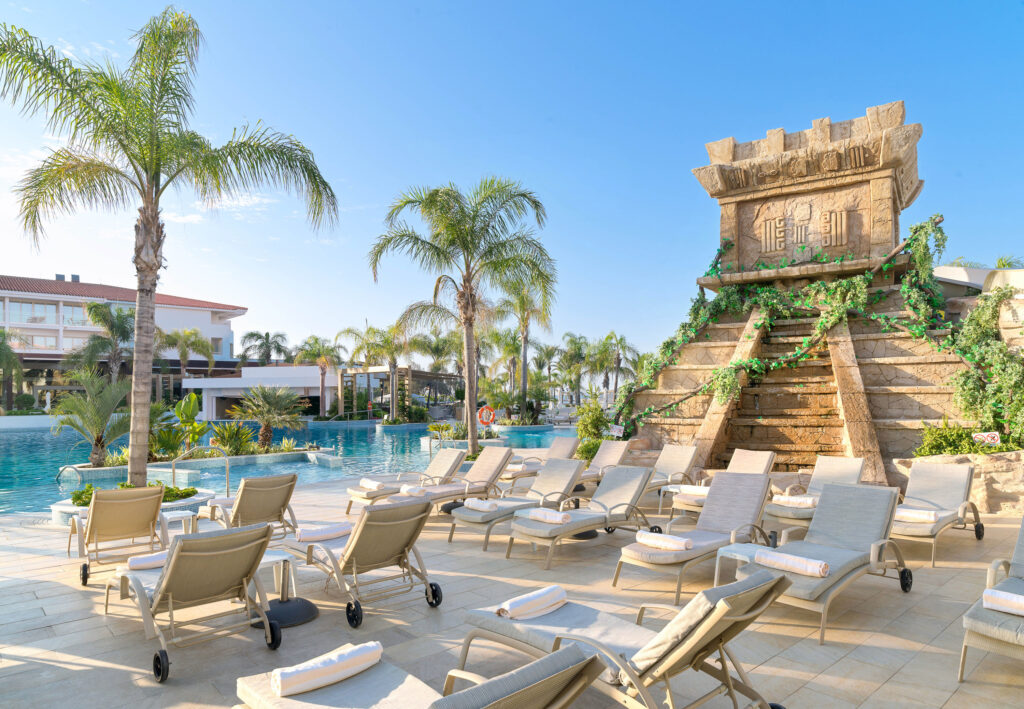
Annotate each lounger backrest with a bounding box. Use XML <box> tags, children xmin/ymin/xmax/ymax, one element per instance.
<box><xmin>584</xmin><ymin>440</ymin><xmax>629</xmax><ymax>474</ymax></box>
<box><xmin>465</xmin><ymin>446</ymin><xmax>514</xmax><ymax>485</ymax></box>
<box><xmin>654</xmin><ymin>444</ymin><xmax>697</xmax><ymax>479</ymax></box>
<box><xmin>85</xmin><ymin>485</ymin><xmax>164</xmax><ymax>543</ymax></box>
<box><xmin>726</xmin><ymin>449</ymin><xmax>775</xmax><ymax>474</ymax></box>
<box><xmin>696</xmin><ymin>472</ymin><xmax>770</xmax><ymax>534</ymax></box>
<box><xmin>547</xmin><ymin>436</ymin><xmax>579</xmax><ymax>459</ymax></box>
<box><xmin>429</xmin><ymin>645</ymin><xmax>603</xmax><ymax>709</ymax></box>
<box><xmin>592</xmin><ymin>466</ymin><xmax>654</xmax><ymax>514</ymax></box>
<box><xmin>229</xmin><ymin>473</ymin><xmax>297</xmax><ymax>527</ymax></box>
<box><xmin>906</xmin><ymin>461</ymin><xmax>974</xmax><ymax>512</ymax></box>
<box><xmin>806</xmin><ymin>456</ymin><xmax>865</xmax><ymax>495</ymax></box>
<box><xmin>426</xmin><ymin>449</ymin><xmax>467</xmax><ymax>481</ymax></box>
<box><xmin>628</xmin><ymin>570</ymin><xmax>789</xmax><ymax>683</ymax></box>
<box><xmin>526</xmin><ymin>459</ymin><xmax>584</xmax><ymax>502</ymax></box>
<box><xmin>342</xmin><ymin>497</ymin><xmax>432</xmax><ymax>571</ymax></box>
<box><xmin>152</xmin><ymin>523</ymin><xmax>271</xmax><ymax>612</ymax></box>
<box><xmin>1010</xmin><ymin>517</ymin><xmax>1024</xmax><ymax>579</ymax></box>
<box><xmin>806</xmin><ymin>483</ymin><xmax>897</xmax><ymax>551</ymax></box>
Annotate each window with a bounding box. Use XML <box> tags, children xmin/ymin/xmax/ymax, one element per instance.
<box><xmin>63</xmin><ymin>304</ymin><xmax>89</xmax><ymax>326</ymax></box>
<box><xmin>9</xmin><ymin>301</ymin><xmax>57</xmax><ymax>325</ymax></box>
<box><xmin>64</xmin><ymin>336</ymin><xmax>90</xmax><ymax>351</ymax></box>
<box><xmin>210</xmin><ymin>337</ymin><xmax>223</xmax><ymax>355</ymax></box>
<box><xmin>11</xmin><ymin>332</ymin><xmax>57</xmax><ymax>350</ymax></box>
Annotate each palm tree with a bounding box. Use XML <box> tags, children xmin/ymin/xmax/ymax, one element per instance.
<box><xmin>995</xmin><ymin>255</ymin><xmax>1024</xmax><ymax>269</ymax></box>
<box><xmin>410</xmin><ymin>328</ymin><xmax>458</xmax><ymax>404</ymax></box>
<box><xmin>371</xmin><ymin>177</ymin><xmax>555</xmax><ymax>453</ymax></box>
<box><xmin>0</xmin><ymin>9</ymin><xmax>337</xmax><ymax>486</ymax></box>
<box><xmin>560</xmin><ymin>332</ymin><xmax>588</xmax><ymax>405</ymax></box>
<box><xmin>51</xmin><ymin>369</ymin><xmax>131</xmax><ymax>467</ymax></box>
<box><xmin>531</xmin><ymin>342</ymin><xmax>561</xmax><ymax>403</ymax></box>
<box><xmin>160</xmin><ymin>328</ymin><xmax>215</xmax><ymax>377</ymax></box>
<box><xmin>606</xmin><ymin>331</ymin><xmax>638</xmax><ymax>404</ymax></box>
<box><xmin>293</xmin><ymin>336</ymin><xmax>346</xmax><ymax>417</ymax></box>
<box><xmin>241</xmin><ymin>331</ymin><xmax>289</xmax><ymax>365</ymax></box>
<box><xmin>495</xmin><ymin>289</ymin><xmax>552</xmax><ymax>414</ymax></box>
<box><xmin>0</xmin><ymin>328</ymin><xmax>23</xmax><ymax>411</ymax></box>
<box><xmin>227</xmin><ymin>385</ymin><xmax>305</xmax><ymax>449</ymax></box>
<box><xmin>337</xmin><ymin>322</ymin><xmax>409</xmax><ymax>420</ymax></box>
<box><xmin>68</xmin><ymin>303</ymin><xmax>134</xmax><ymax>382</ymax></box>
<box><xmin>485</xmin><ymin>328</ymin><xmax>521</xmax><ymax>396</ymax></box>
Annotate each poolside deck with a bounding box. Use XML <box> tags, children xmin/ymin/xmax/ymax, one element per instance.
<box><xmin>1</xmin><ymin>480</ymin><xmax>1022</xmax><ymax>708</ymax></box>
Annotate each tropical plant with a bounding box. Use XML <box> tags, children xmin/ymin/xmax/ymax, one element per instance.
<box><xmin>242</xmin><ymin>330</ymin><xmax>289</xmax><ymax>365</ymax></box>
<box><xmin>576</xmin><ymin>387</ymin><xmax>609</xmax><ymax>441</ymax></box>
<box><xmin>173</xmin><ymin>392</ymin><xmax>209</xmax><ymax>449</ymax></box>
<box><xmin>51</xmin><ymin>369</ymin><xmax>131</xmax><ymax>467</ymax></box>
<box><xmin>0</xmin><ymin>9</ymin><xmax>337</xmax><ymax>485</ymax></box>
<box><xmin>479</xmin><ymin>376</ymin><xmax>516</xmax><ymax>418</ymax></box>
<box><xmin>484</xmin><ymin>327</ymin><xmax>521</xmax><ymax>394</ymax></box>
<box><xmin>337</xmin><ymin>322</ymin><xmax>409</xmax><ymax>420</ymax></box>
<box><xmin>293</xmin><ymin>335</ymin><xmax>346</xmax><ymax>417</ymax></box>
<box><xmin>13</xmin><ymin>393</ymin><xmax>34</xmax><ymax>410</ymax></box>
<box><xmin>559</xmin><ymin>332</ymin><xmax>588</xmax><ymax>405</ymax></box>
<box><xmin>210</xmin><ymin>420</ymin><xmax>254</xmax><ymax>456</ymax></box>
<box><xmin>227</xmin><ymin>385</ymin><xmax>306</xmax><ymax>449</ymax></box>
<box><xmin>531</xmin><ymin>342</ymin><xmax>561</xmax><ymax>402</ymax></box>
<box><xmin>495</xmin><ymin>288</ymin><xmax>552</xmax><ymax>414</ymax></box>
<box><xmin>161</xmin><ymin>328</ymin><xmax>215</xmax><ymax>377</ymax></box>
<box><xmin>605</xmin><ymin>331</ymin><xmax>638</xmax><ymax>404</ymax></box>
<box><xmin>66</xmin><ymin>303</ymin><xmax>134</xmax><ymax>381</ymax></box>
<box><xmin>150</xmin><ymin>427</ymin><xmax>185</xmax><ymax>458</ymax></box>
<box><xmin>0</xmin><ymin>328</ymin><xmax>24</xmax><ymax>405</ymax></box>
<box><xmin>585</xmin><ymin>336</ymin><xmax>615</xmax><ymax>401</ymax></box>
<box><xmin>371</xmin><ymin>177</ymin><xmax>555</xmax><ymax>453</ymax></box>
<box><xmin>410</xmin><ymin>327</ymin><xmax>458</xmax><ymax>404</ymax></box>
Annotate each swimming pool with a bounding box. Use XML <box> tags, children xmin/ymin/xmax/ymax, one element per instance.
<box><xmin>0</xmin><ymin>424</ymin><xmax>432</xmax><ymax>514</ymax></box>
<box><xmin>497</xmin><ymin>427</ymin><xmax>577</xmax><ymax>448</ymax></box>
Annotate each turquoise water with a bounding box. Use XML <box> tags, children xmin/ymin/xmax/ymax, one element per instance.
<box><xmin>498</xmin><ymin>428</ymin><xmax>576</xmax><ymax>448</ymax></box>
<box><xmin>0</xmin><ymin>425</ymin><xmax>431</xmax><ymax>514</ymax></box>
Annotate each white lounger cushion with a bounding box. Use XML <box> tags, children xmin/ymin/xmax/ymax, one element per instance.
<box><xmin>963</xmin><ymin>577</ymin><xmax>1024</xmax><ymax>646</ymax></box>
<box><xmin>736</xmin><ymin>541</ymin><xmax>867</xmax><ymax>601</ymax></box>
<box><xmin>511</xmin><ymin>510</ymin><xmax>607</xmax><ymax>538</ymax></box>
<box><xmin>891</xmin><ymin>509</ymin><xmax>959</xmax><ymax>537</ymax></box>
<box><xmin>764</xmin><ymin>501</ymin><xmax>817</xmax><ymax>520</ymax></box>
<box><xmin>620</xmin><ymin>530</ymin><xmax>732</xmax><ymax>565</ymax></box>
<box><xmin>346</xmin><ymin>484</ymin><xmax>398</xmax><ymax>500</ymax></box>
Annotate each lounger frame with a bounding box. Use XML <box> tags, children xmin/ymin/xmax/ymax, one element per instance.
<box><xmin>888</xmin><ymin>464</ymin><xmax>981</xmax><ymax>567</ymax></box>
<box><xmin>71</xmin><ymin>486</ymin><xmax>166</xmax><ymax>582</ymax></box>
<box><xmin>958</xmin><ymin>558</ymin><xmax>1024</xmax><ymax>681</ymax></box>
<box><xmin>671</xmin><ymin>449</ymin><xmax>775</xmax><ymax>520</ymax></box>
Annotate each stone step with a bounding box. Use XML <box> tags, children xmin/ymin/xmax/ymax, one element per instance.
<box><xmin>731</xmin><ymin>416</ymin><xmax>842</xmax><ymax>427</ymax></box>
<box><xmin>660</xmin><ymin>364</ymin><xmax>721</xmax><ymax>371</ymax></box>
<box><xmin>758</xmin><ymin>375</ymin><xmax>836</xmax><ymax>384</ymax></box>
<box><xmin>858</xmin><ymin>354</ymin><xmax>962</xmax><ymax>365</ymax></box>
<box><xmin>863</xmin><ymin>385</ymin><xmax>955</xmax><ymax>394</ymax></box>
<box><xmin>706</xmin><ymin>322</ymin><xmax>748</xmax><ymax>330</ymax></box>
<box><xmin>737</xmin><ymin>408</ymin><xmax>839</xmax><ymax>417</ymax></box>
<box><xmin>644</xmin><ymin>417</ymin><xmax>704</xmax><ymax>426</ymax></box>
<box><xmin>851</xmin><ymin>330</ymin><xmax>951</xmax><ymax>341</ymax></box>
<box><xmin>725</xmin><ymin>442</ymin><xmax>847</xmax><ymax>453</ymax></box>
<box><xmin>744</xmin><ymin>383</ymin><xmax>837</xmax><ymax>393</ymax></box>
<box><xmin>873</xmin><ymin>418</ymin><xmax>977</xmax><ymax>429</ymax></box>
<box><xmin>764</xmin><ymin>335</ymin><xmax>829</xmax><ymax>345</ymax></box>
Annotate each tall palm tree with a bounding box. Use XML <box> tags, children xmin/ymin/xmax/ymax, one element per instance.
<box><xmin>410</xmin><ymin>328</ymin><xmax>458</xmax><ymax>404</ymax></box>
<box><xmin>495</xmin><ymin>289</ymin><xmax>552</xmax><ymax>414</ymax></box>
<box><xmin>68</xmin><ymin>303</ymin><xmax>134</xmax><ymax>382</ymax></box>
<box><xmin>560</xmin><ymin>332</ymin><xmax>588</xmax><ymax>405</ymax></box>
<box><xmin>605</xmin><ymin>331</ymin><xmax>638</xmax><ymax>404</ymax></box>
<box><xmin>51</xmin><ymin>369</ymin><xmax>131</xmax><ymax>467</ymax></box>
<box><xmin>485</xmin><ymin>328</ymin><xmax>521</xmax><ymax>396</ymax></box>
<box><xmin>227</xmin><ymin>385</ymin><xmax>305</xmax><ymax>450</ymax></box>
<box><xmin>337</xmin><ymin>323</ymin><xmax>409</xmax><ymax>420</ymax></box>
<box><xmin>160</xmin><ymin>328</ymin><xmax>215</xmax><ymax>377</ymax></box>
<box><xmin>531</xmin><ymin>342</ymin><xmax>561</xmax><ymax>403</ymax></box>
<box><xmin>241</xmin><ymin>331</ymin><xmax>289</xmax><ymax>365</ymax></box>
<box><xmin>371</xmin><ymin>177</ymin><xmax>555</xmax><ymax>453</ymax></box>
<box><xmin>293</xmin><ymin>336</ymin><xmax>346</xmax><ymax>417</ymax></box>
<box><xmin>0</xmin><ymin>328</ymin><xmax>23</xmax><ymax>411</ymax></box>
<box><xmin>586</xmin><ymin>337</ymin><xmax>615</xmax><ymax>405</ymax></box>
<box><xmin>0</xmin><ymin>9</ymin><xmax>337</xmax><ymax>486</ymax></box>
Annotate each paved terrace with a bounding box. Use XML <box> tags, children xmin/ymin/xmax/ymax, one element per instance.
<box><xmin>1</xmin><ymin>480</ymin><xmax>1022</xmax><ymax>709</ymax></box>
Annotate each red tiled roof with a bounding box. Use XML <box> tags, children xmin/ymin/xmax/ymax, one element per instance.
<box><xmin>0</xmin><ymin>274</ymin><xmax>246</xmax><ymax>313</ymax></box>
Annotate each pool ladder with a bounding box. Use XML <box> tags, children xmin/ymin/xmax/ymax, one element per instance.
<box><xmin>170</xmin><ymin>445</ymin><xmax>230</xmax><ymax>492</ymax></box>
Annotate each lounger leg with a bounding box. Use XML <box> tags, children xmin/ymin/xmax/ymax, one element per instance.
<box><xmin>543</xmin><ymin>541</ymin><xmax>557</xmax><ymax>570</ymax></box>
<box><xmin>447</xmin><ymin>522</ymin><xmax>456</xmax><ymax>544</ymax></box>
<box><xmin>931</xmin><ymin>538</ymin><xmax>937</xmax><ymax>568</ymax></box>
<box><xmin>958</xmin><ymin>640</ymin><xmax>968</xmax><ymax>682</ymax></box>
<box><xmin>675</xmin><ymin>571</ymin><xmax>685</xmax><ymax>606</ymax></box>
<box><xmin>612</xmin><ymin>560</ymin><xmax>623</xmax><ymax>588</ymax></box>
<box><xmin>818</xmin><ymin>605</ymin><xmax>829</xmax><ymax>645</ymax></box>
<box><xmin>481</xmin><ymin>522</ymin><xmax>495</xmax><ymax>552</ymax></box>
<box><xmin>505</xmin><ymin>536</ymin><xmax>514</xmax><ymax>559</ymax></box>
<box><xmin>456</xmin><ymin>630</ymin><xmax>481</xmax><ymax>671</ymax></box>
<box><xmin>345</xmin><ymin>499</ymin><xmax>353</xmax><ymax>515</ymax></box>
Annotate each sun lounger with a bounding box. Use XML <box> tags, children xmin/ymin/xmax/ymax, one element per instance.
<box><xmin>577</xmin><ymin>439</ymin><xmax>630</xmax><ymax>484</ymax></box>
<box><xmin>284</xmin><ymin>496</ymin><xmax>439</xmax><ymax>627</ymax></box>
<box><xmin>959</xmin><ymin>514</ymin><xmax>1024</xmax><ymax>682</ymax></box>
<box><xmin>448</xmin><ymin>458</ymin><xmax>585</xmax><ymax>550</ymax></box>
<box><xmin>104</xmin><ymin>523</ymin><xmax>280</xmax><ymax>683</ymax></box>
<box><xmin>763</xmin><ymin>456</ymin><xmax>864</xmax><ymax>530</ymax></box>
<box><xmin>502</xmin><ymin>435</ymin><xmax>580</xmax><ymax>485</ymax></box>
<box><xmin>235</xmin><ymin>643</ymin><xmax>603</xmax><ymax>708</ymax></box>
<box><xmin>505</xmin><ymin>465</ymin><xmax>656</xmax><ymax>569</ymax></box>
<box><xmin>344</xmin><ymin>449</ymin><xmax>466</xmax><ymax>514</ymax></box>
<box><xmin>720</xmin><ymin>482</ymin><xmax>911</xmax><ymax>644</ymax></box>
<box><xmin>458</xmin><ymin>571</ymin><xmax>791</xmax><ymax>709</ymax></box>
<box><xmin>615</xmin><ymin>472</ymin><xmax>771</xmax><ymax>604</ymax></box>
<box><xmin>645</xmin><ymin>444</ymin><xmax>698</xmax><ymax>514</ymax></box>
<box><xmin>71</xmin><ymin>484</ymin><xmax>166</xmax><ymax>586</ymax></box>
<box><xmin>670</xmin><ymin>448</ymin><xmax>775</xmax><ymax>519</ymax></box>
<box><xmin>199</xmin><ymin>473</ymin><xmax>299</xmax><ymax>540</ymax></box>
<box><xmin>385</xmin><ymin>446</ymin><xmax>512</xmax><ymax>509</ymax></box>
<box><xmin>888</xmin><ymin>460</ymin><xmax>982</xmax><ymax>567</ymax></box>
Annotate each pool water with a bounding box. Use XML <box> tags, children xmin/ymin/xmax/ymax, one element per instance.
<box><xmin>0</xmin><ymin>425</ymin><xmax>431</xmax><ymax>514</ymax></box>
<box><xmin>497</xmin><ymin>428</ymin><xmax>577</xmax><ymax>448</ymax></box>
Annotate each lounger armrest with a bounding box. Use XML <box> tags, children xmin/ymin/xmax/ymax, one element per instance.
<box><xmin>779</xmin><ymin>526</ymin><xmax>808</xmax><ymax>545</ymax></box>
<box><xmin>730</xmin><ymin>523</ymin><xmax>771</xmax><ymax>545</ymax></box>
<box><xmin>540</xmin><ymin>491</ymin><xmax>571</xmax><ymax>505</ymax></box>
<box><xmin>988</xmin><ymin>559</ymin><xmax>1011</xmax><ymax>589</ymax></box>
<box><xmin>285</xmin><ymin>504</ymin><xmax>298</xmax><ymax>530</ymax></box>
<box><xmin>585</xmin><ymin>499</ymin><xmax>611</xmax><ymax>515</ymax></box>
<box><xmin>869</xmin><ymin>539</ymin><xmax>907</xmax><ymax>573</ymax></box>
<box><xmin>634</xmin><ymin>603</ymin><xmax>679</xmax><ymax>624</ymax></box>
<box><xmin>558</xmin><ymin>496</ymin><xmax>586</xmax><ymax>511</ymax></box>
<box><xmin>519</xmin><ymin>456</ymin><xmax>544</xmax><ymax>464</ymax></box>
<box><xmin>605</xmin><ymin>502</ymin><xmax>637</xmax><ymax>520</ymax></box>
<box><xmin>441</xmin><ymin>668</ymin><xmax>490</xmax><ymax>696</ymax></box>
<box><xmin>418</xmin><ymin>474</ymin><xmax>447</xmax><ymax>485</ymax></box>
<box><xmin>551</xmin><ymin>634</ymin><xmax>650</xmax><ymax>704</ymax></box>
<box><xmin>662</xmin><ymin>470</ymin><xmax>692</xmax><ymax>485</ymax></box>
<box><xmin>446</xmin><ymin>475</ymin><xmax>478</xmax><ymax>495</ymax></box>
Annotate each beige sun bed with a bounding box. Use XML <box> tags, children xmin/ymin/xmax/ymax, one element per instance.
<box><xmin>763</xmin><ymin>455</ymin><xmax>864</xmax><ymax>530</ymax></box>
<box><xmin>344</xmin><ymin>448</ymin><xmax>466</xmax><ymax>514</ymax></box>
<box><xmin>459</xmin><ymin>570</ymin><xmax>791</xmax><ymax>709</ymax></box>
<box><xmin>199</xmin><ymin>473</ymin><xmax>299</xmax><ymax>540</ymax></box>
<box><xmin>105</xmin><ymin>523</ymin><xmax>279</xmax><ymax>683</ymax></box>
<box><xmin>615</xmin><ymin>471</ymin><xmax>771</xmax><ymax>604</ymax></box>
<box><xmin>644</xmin><ymin>444</ymin><xmax>698</xmax><ymax>514</ymax></box>
<box><xmin>384</xmin><ymin>446</ymin><xmax>512</xmax><ymax>509</ymax></box>
<box><xmin>501</xmin><ymin>435</ymin><xmax>580</xmax><ymax>484</ymax></box>
<box><xmin>448</xmin><ymin>458</ymin><xmax>584</xmax><ymax>550</ymax></box>
<box><xmin>577</xmin><ymin>439</ymin><xmax>630</xmax><ymax>484</ymax></box>
<box><xmin>670</xmin><ymin>448</ymin><xmax>775</xmax><ymax>519</ymax></box>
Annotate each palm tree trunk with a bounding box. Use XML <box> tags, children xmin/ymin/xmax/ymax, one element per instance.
<box><xmin>612</xmin><ymin>353</ymin><xmax>620</xmax><ymax>403</ymax></box>
<box><xmin>519</xmin><ymin>325</ymin><xmax>529</xmax><ymax>416</ymax></box>
<box><xmin>388</xmin><ymin>362</ymin><xmax>397</xmax><ymax>420</ymax></box>
<box><xmin>463</xmin><ymin>317</ymin><xmax>479</xmax><ymax>455</ymax></box>
<box><xmin>90</xmin><ymin>441</ymin><xmax>106</xmax><ymax>468</ymax></box>
<box><xmin>318</xmin><ymin>366</ymin><xmax>327</xmax><ymax>417</ymax></box>
<box><xmin>109</xmin><ymin>346</ymin><xmax>121</xmax><ymax>383</ymax></box>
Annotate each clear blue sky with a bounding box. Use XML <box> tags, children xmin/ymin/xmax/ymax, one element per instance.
<box><xmin>2</xmin><ymin>1</ymin><xmax>1022</xmax><ymax>356</ymax></box>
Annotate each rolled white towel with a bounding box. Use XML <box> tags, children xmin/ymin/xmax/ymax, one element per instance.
<box><xmin>399</xmin><ymin>484</ymin><xmax>426</xmax><ymax>495</ymax></box>
<box><xmin>126</xmin><ymin>550</ymin><xmax>167</xmax><ymax>570</ymax></box>
<box><xmin>497</xmin><ymin>584</ymin><xmax>567</xmax><ymax>620</ymax></box>
<box><xmin>635</xmin><ymin>531</ymin><xmax>694</xmax><ymax>551</ymax></box>
<box><xmin>754</xmin><ymin>549</ymin><xmax>829</xmax><ymax>577</ymax></box>
<box><xmin>527</xmin><ymin>508</ymin><xmax>571</xmax><ymax>524</ymax></box>
<box><xmin>464</xmin><ymin>498</ymin><xmax>498</xmax><ymax>512</ymax></box>
<box><xmin>894</xmin><ymin>506</ymin><xmax>941</xmax><ymax>524</ymax></box>
<box><xmin>664</xmin><ymin>484</ymin><xmax>708</xmax><ymax>496</ymax></box>
<box><xmin>982</xmin><ymin>588</ymin><xmax>1024</xmax><ymax>617</ymax></box>
<box><xmin>359</xmin><ymin>478</ymin><xmax>386</xmax><ymax>491</ymax></box>
<box><xmin>773</xmin><ymin>494</ymin><xmax>818</xmax><ymax>509</ymax></box>
<box><xmin>505</xmin><ymin>461</ymin><xmax>541</xmax><ymax>474</ymax></box>
<box><xmin>296</xmin><ymin>523</ymin><xmax>353</xmax><ymax>543</ymax></box>
<box><xmin>271</xmin><ymin>641</ymin><xmax>383</xmax><ymax>697</ymax></box>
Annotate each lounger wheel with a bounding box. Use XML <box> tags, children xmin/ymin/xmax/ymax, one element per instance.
<box><xmin>769</xmin><ymin>704</ymin><xmax>786</xmax><ymax>709</ymax></box>
<box><xmin>426</xmin><ymin>582</ymin><xmax>443</xmax><ymax>608</ymax></box>
<box><xmin>79</xmin><ymin>563</ymin><xmax>89</xmax><ymax>586</ymax></box>
<box><xmin>975</xmin><ymin>523</ymin><xmax>985</xmax><ymax>540</ymax></box>
<box><xmin>604</xmin><ymin>527</ymin><xmax>615</xmax><ymax>534</ymax></box>
<box><xmin>266</xmin><ymin>620</ymin><xmax>282</xmax><ymax>650</ymax></box>
<box><xmin>153</xmin><ymin>650</ymin><xmax>170</xmax><ymax>683</ymax></box>
<box><xmin>899</xmin><ymin>568</ymin><xmax>913</xmax><ymax>593</ymax></box>
<box><xmin>649</xmin><ymin>525</ymin><xmax>662</xmax><ymax>534</ymax></box>
<box><xmin>769</xmin><ymin>530</ymin><xmax>778</xmax><ymax>548</ymax></box>
<box><xmin>346</xmin><ymin>601</ymin><xmax>363</xmax><ymax>628</ymax></box>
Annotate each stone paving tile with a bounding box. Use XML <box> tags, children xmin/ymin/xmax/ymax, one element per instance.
<box><xmin>0</xmin><ymin>482</ymin><xmax>1021</xmax><ymax>708</ymax></box>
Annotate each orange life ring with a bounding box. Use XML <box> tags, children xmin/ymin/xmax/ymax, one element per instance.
<box><xmin>478</xmin><ymin>405</ymin><xmax>496</xmax><ymax>426</ymax></box>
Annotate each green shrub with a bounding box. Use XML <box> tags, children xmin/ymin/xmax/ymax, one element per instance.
<box><xmin>575</xmin><ymin>438</ymin><xmax>602</xmax><ymax>464</ymax></box>
<box><xmin>575</xmin><ymin>394</ymin><xmax>609</xmax><ymax>441</ymax></box>
<box><xmin>279</xmin><ymin>436</ymin><xmax>297</xmax><ymax>452</ymax></box>
<box><xmin>104</xmin><ymin>446</ymin><xmax>130</xmax><ymax>466</ymax></box>
<box><xmin>71</xmin><ymin>481</ymin><xmax>197</xmax><ymax>505</ymax></box>
<box><xmin>13</xmin><ymin>393</ymin><xmax>35</xmax><ymax>410</ymax></box>
<box><xmin>914</xmin><ymin>418</ymin><xmax>1024</xmax><ymax>456</ymax></box>
<box><xmin>210</xmin><ymin>421</ymin><xmax>255</xmax><ymax>456</ymax></box>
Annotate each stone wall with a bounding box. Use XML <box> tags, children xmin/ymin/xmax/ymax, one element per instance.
<box><xmin>893</xmin><ymin>451</ymin><xmax>1024</xmax><ymax>515</ymax></box>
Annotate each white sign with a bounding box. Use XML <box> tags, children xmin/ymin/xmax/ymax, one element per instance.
<box><xmin>972</xmin><ymin>431</ymin><xmax>1001</xmax><ymax>446</ymax></box>
<box><xmin>608</xmin><ymin>424</ymin><xmax>625</xmax><ymax>437</ymax></box>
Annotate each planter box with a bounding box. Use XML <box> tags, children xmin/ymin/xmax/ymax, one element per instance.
<box><xmin>50</xmin><ymin>488</ymin><xmax>217</xmax><ymax>526</ymax></box>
